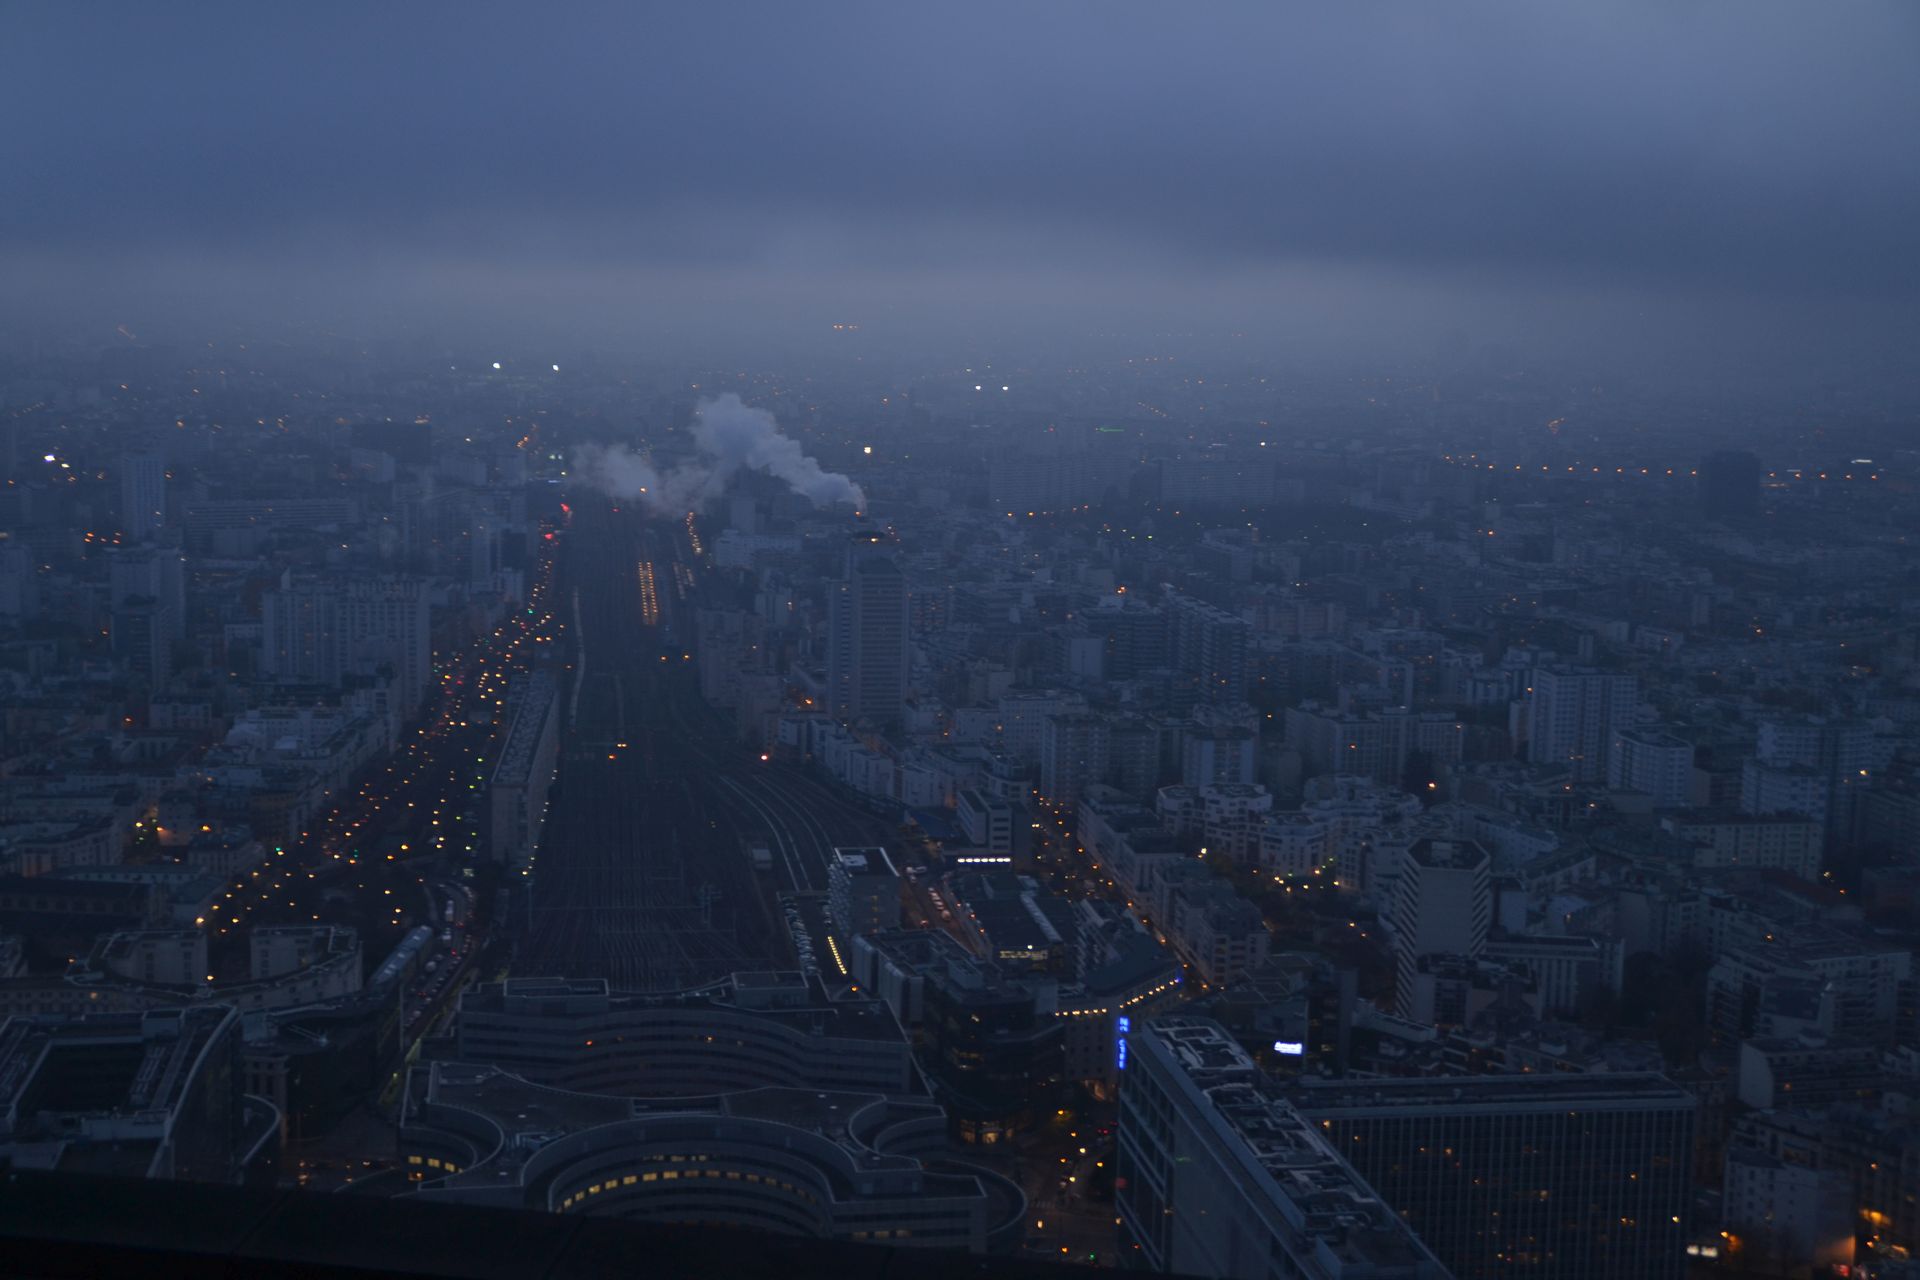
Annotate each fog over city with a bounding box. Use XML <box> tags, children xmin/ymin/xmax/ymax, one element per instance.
<box><xmin>2</xmin><ymin>5</ymin><xmax>1919</xmax><ymax>1280</ymax></box>
<box><xmin>4</xmin><ymin>3</ymin><xmax>1918</xmax><ymax>378</ymax></box>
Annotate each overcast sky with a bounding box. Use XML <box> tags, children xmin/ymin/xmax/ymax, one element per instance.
<box><xmin>4</xmin><ymin>2</ymin><xmax>1916</xmax><ymax>370</ymax></box>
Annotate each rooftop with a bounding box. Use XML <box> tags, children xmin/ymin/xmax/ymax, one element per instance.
<box><xmin>830</xmin><ymin>846</ymin><xmax>897</xmax><ymax>878</ymax></box>
<box><xmin>491</xmin><ymin>672</ymin><xmax>557</xmax><ymax>789</ymax></box>
<box><xmin>1292</xmin><ymin>1071</ymin><xmax>1697</xmax><ymax>1116</ymax></box>
<box><xmin>1142</xmin><ymin>1019</ymin><xmax>1441</xmax><ymax>1274</ymax></box>
<box><xmin>417</xmin><ymin>1062</ymin><xmax>934</xmax><ymax>1199</ymax></box>
<box><xmin>462</xmin><ymin>971</ymin><xmax>907</xmax><ymax>1043</ymax></box>
<box><xmin>1406</xmin><ymin>838</ymin><xmax>1490</xmax><ymax>871</ymax></box>
<box><xmin>0</xmin><ymin>1007</ymin><xmax>239</xmax><ymax>1142</ymax></box>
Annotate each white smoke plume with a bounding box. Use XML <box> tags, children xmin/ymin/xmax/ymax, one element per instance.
<box><xmin>573</xmin><ymin>393</ymin><xmax>865</xmax><ymax>513</ymax></box>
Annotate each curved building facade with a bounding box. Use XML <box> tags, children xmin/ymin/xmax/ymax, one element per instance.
<box><xmin>454</xmin><ymin>972</ymin><xmax>913</xmax><ymax>1097</ymax></box>
<box><xmin>402</xmin><ymin>1063</ymin><xmax>1023</xmax><ymax>1253</ymax></box>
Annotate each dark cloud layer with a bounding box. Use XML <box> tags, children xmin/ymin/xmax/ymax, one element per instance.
<box><xmin>2</xmin><ymin>2</ymin><xmax>1916</xmax><ymax>358</ymax></box>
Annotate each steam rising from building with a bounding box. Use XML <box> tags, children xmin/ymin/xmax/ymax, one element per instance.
<box><xmin>574</xmin><ymin>394</ymin><xmax>864</xmax><ymax>513</ymax></box>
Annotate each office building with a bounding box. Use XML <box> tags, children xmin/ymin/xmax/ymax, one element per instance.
<box><xmin>826</xmin><ymin>846</ymin><xmax>901</xmax><ymax>940</ymax></box>
<box><xmin>1116</xmin><ymin>1018</ymin><xmax>1448</xmax><ymax>1279</ymax></box>
<box><xmin>826</xmin><ymin>552</ymin><xmax>908</xmax><ymax>728</ymax></box>
<box><xmin>918</xmin><ymin>945</ymin><xmax>1065</xmax><ymax>1143</ymax></box>
<box><xmin>955</xmin><ymin>788</ymin><xmax>1015</xmax><ymax>858</ymax></box>
<box><xmin>1295</xmin><ymin>1073</ymin><xmax>1696</xmax><ymax>1280</ymax></box>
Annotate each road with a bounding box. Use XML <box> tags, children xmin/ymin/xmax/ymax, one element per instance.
<box><xmin>202</xmin><ymin>529</ymin><xmax>564</xmax><ymax>985</ymax></box>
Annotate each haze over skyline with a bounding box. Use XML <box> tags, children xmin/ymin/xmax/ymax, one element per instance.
<box><xmin>4</xmin><ymin>2</ymin><xmax>1918</xmax><ymax>380</ymax></box>
<box><xmin>8</xmin><ymin>8</ymin><xmax>1920</xmax><ymax>1276</ymax></box>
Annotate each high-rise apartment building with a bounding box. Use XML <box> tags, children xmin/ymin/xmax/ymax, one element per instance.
<box><xmin>1608</xmin><ymin>728</ymin><xmax>1694</xmax><ymax>807</ymax></box>
<box><xmin>262</xmin><ymin>574</ymin><xmax>432</xmax><ymax>711</ymax></box>
<box><xmin>1295</xmin><ymin>1073</ymin><xmax>1697</xmax><ymax>1280</ymax></box>
<box><xmin>1040</xmin><ymin>712</ymin><xmax>1110</xmax><ymax>808</ymax></box>
<box><xmin>1170</xmin><ymin>593</ymin><xmax>1249</xmax><ymax>704</ymax></box>
<box><xmin>1739</xmin><ymin>760</ymin><xmax>1829</xmax><ymax>835</ymax></box>
<box><xmin>1181</xmin><ymin>726</ymin><xmax>1258</xmax><ymax>786</ymax></box>
<box><xmin>109</xmin><ymin>544</ymin><xmax>186</xmax><ymax>641</ymax></box>
<box><xmin>1391</xmin><ymin>838</ymin><xmax>1490</xmax><ymax>1021</ymax></box>
<box><xmin>1744</xmin><ymin>716</ymin><xmax>1884</xmax><ymax>847</ymax></box>
<box><xmin>111</xmin><ymin>596</ymin><xmax>172</xmax><ymax>684</ymax></box>
<box><xmin>120</xmin><ymin>451</ymin><xmax>167</xmax><ymax>537</ymax></box>
<box><xmin>826</xmin><ymin>553</ymin><xmax>908</xmax><ymax>728</ymax></box>
<box><xmin>1526</xmin><ymin>666</ymin><xmax>1637</xmax><ymax>783</ymax></box>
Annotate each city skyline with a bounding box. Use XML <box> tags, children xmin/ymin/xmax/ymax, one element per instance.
<box><xmin>2</xmin><ymin>6</ymin><xmax>1917</xmax><ymax>1279</ymax></box>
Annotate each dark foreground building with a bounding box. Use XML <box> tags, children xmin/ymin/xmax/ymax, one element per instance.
<box><xmin>418</xmin><ymin>970</ymin><xmax>1024</xmax><ymax>1254</ymax></box>
<box><xmin>402</xmin><ymin>1062</ymin><xmax>1024</xmax><ymax>1252</ymax></box>
<box><xmin>1116</xmin><ymin>1017</ymin><xmax>1450</xmax><ymax>1279</ymax></box>
<box><xmin>1293</xmin><ymin>1073</ymin><xmax>1696</xmax><ymax>1280</ymax></box>
<box><xmin>0</xmin><ymin>1006</ymin><xmax>280</xmax><ymax>1184</ymax></box>
<box><xmin>0</xmin><ymin>1166</ymin><xmax>1114</xmax><ymax>1280</ymax></box>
